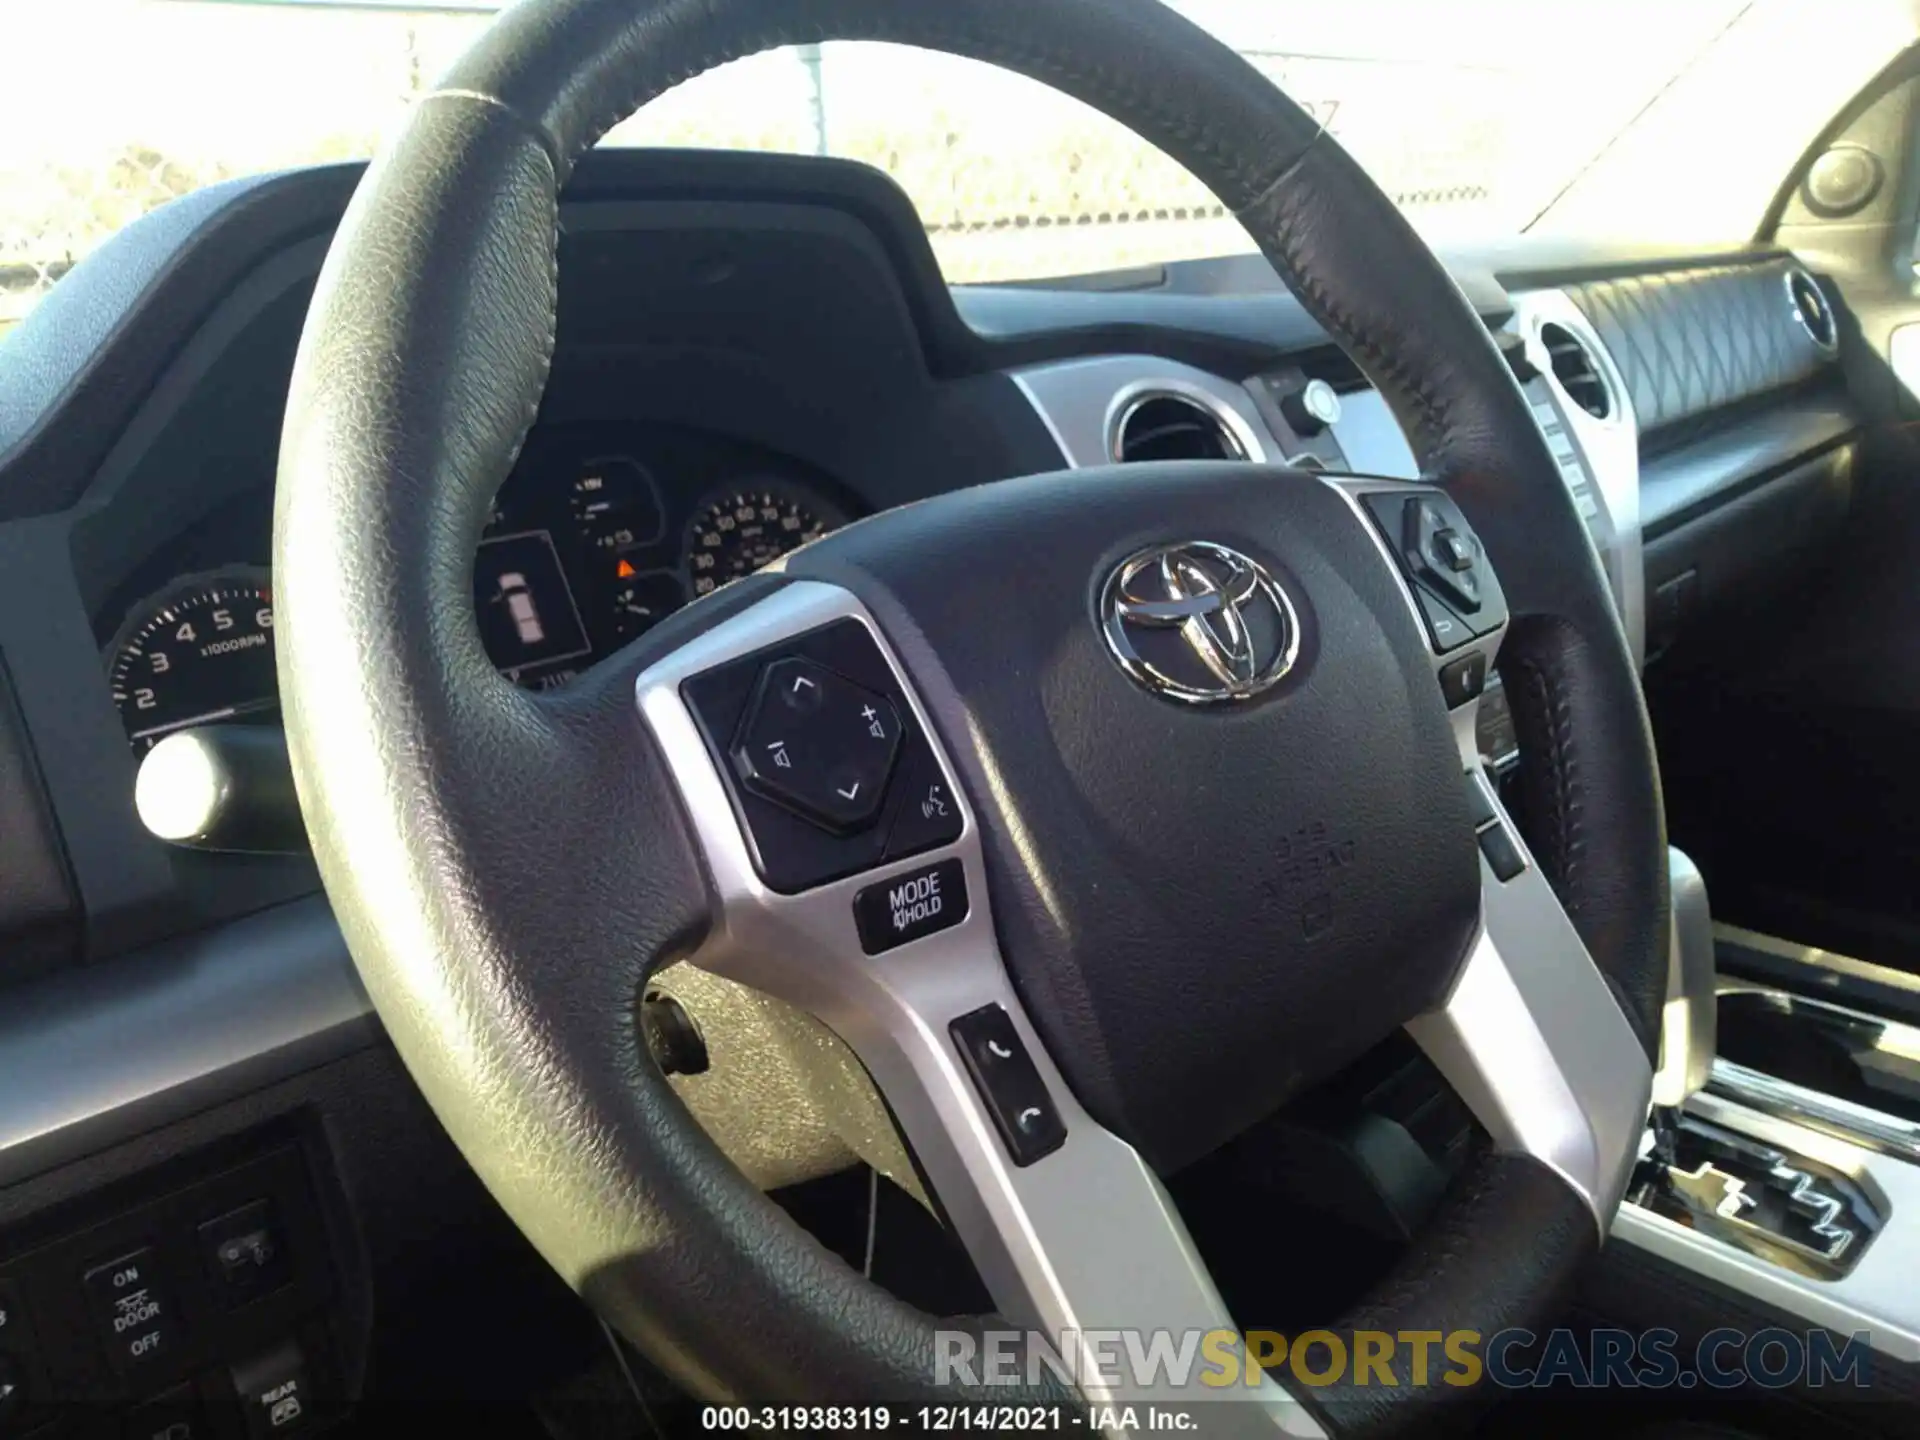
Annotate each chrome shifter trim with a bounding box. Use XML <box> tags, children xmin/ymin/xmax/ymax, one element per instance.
<box><xmin>1710</xmin><ymin>1058</ymin><xmax>1920</xmax><ymax>1167</ymax></box>
<box><xmin>1617</xmin><ymin>1091</ymin><xmax>1920</xmax><ymax>1362</ymax></box>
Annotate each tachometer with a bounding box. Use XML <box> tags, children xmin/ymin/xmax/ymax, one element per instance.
<box><xmin>684</xmin><ymin>483</ymin><xmax>844</xmax><ymax>599</ymax></box>
<box><xmin>105</xmin><ymin>568</ymin><xmax>276</xmax><ymax>753</ymax></box>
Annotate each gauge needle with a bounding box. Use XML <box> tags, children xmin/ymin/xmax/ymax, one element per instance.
<box><xmin>130</xmin><ymin>697</ymin><xmax>277</xmax><ymax>741</ymax></box>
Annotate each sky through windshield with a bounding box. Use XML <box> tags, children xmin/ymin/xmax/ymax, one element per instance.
<box><xmin>2</xmin><ymin>0</ymin><xmax>1913</xmax><ymax>333</ymax></box>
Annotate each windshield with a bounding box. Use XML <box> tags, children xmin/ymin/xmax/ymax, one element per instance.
<box><xmin>3</xmin><ymin>0</ymin><xmax>1914</xmax><ymax>336</ymax></box>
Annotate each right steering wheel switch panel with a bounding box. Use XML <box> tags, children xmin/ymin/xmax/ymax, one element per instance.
<box><xmin>1361</xmin><ymin>490</ymin><xmax>1508</xmax><ymax>654</ymax></box>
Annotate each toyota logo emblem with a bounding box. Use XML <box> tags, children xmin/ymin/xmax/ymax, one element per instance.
<box><xmin>1099</xmin><ymin>542</ymin><xmax>1299</xmax><ymax>703</ymax></box>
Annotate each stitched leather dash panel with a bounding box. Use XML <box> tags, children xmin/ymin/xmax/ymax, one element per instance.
<box><xmin>1564</xmin><ymin>258</ymin><xmax>1831</xmax><ymax>433</ymax></box>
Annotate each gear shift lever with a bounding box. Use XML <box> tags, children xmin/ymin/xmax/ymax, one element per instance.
<box><xmin>1652</xmin><ymin>847</ymin><xmax>1716</xmax><ymax>1109</ymax></box>
<box><xmin>1639</xmin><ymin>846</ymin><xmax>1712</xmax><ymax>1216</ymax></box>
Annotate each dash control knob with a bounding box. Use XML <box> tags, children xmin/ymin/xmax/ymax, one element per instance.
<box><xmin>1280</xmin><ymin>378</ymin><xmax>1343</xmax><ymax>436</ymax></box>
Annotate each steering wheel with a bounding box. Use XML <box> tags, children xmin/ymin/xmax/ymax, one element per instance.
<box><xmin>274</xmin><ymin>0</ymin><xmax>1668</xmax><ymax>1432</ymax></box>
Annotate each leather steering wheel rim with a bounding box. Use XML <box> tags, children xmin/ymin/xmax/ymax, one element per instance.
<box><xmin>274</xmin><ymin>0</ymin><xmax>1669</xmax><ymax>1432</ymax></box>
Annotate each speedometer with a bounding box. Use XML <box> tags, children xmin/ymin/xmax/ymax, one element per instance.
<box><xmin>105</xmin><ymin>568</ymin><xmax>277</xmax><ymax>753</ymax></box>
<box><xmin>684</xmin><ymin>483</ymin><xmax>844</xmax><ymax>598</ymax></box>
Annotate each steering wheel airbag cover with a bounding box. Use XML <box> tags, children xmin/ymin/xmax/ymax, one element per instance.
<box><xmin>787</xmin><ymin>465</ymin><xmax>1482</xmax><ymax>1175</ymax></box>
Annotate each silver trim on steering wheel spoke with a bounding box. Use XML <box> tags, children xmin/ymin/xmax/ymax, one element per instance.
<box><xmin>1317</xmin><ymin>473</ymin><xmax>1651</xmax><ymax>1232</ymax></box>
<box><xmin>1407</xmin><ymin>771</ymin><xmax>1654</xmax><ymax>1234</ymax></box>
<box><xmin>636</xmin><ymin>580</ymin><xmax>1324</xmax><ymax>1435</ymax></box>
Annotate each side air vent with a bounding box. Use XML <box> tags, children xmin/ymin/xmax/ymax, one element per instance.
<box><xmin>1539</xmin><ymin>322</ymin><xmax>1611</xmax><ymax>420</ymax></box>
<box><xmin>1111</xmin><ymin>392</ymin><xmax>1247</xmax><ymax>463</ymax></box>
<box><xmin>1786</xmin><ymin>268</ymin><xmax>1839</xmax><ymax>354</ymax></box>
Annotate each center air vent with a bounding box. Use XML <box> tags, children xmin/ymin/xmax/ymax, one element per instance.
<box><xmin>1787</xmin><ymin>268</ymin><xmax>1839</xmax><ymax>353</ymax></box>
<box><xmin>1539</xmin><ymin>322</ymin><xmax>1611</xmax><ymax>420</ymax></box>
<box><xmin>1112</xmin><ymin>392</ymin><xmax>1247</xmax><ymax>463</ymax></box>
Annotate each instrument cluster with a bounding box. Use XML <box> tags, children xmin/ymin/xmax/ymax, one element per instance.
<box><xmin>102</xmin><ymin>423</ymin><xmax>852</xmax><ymax>751</ymax></box>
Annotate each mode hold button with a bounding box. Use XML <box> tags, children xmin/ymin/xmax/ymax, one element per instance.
<box><xmin>853</xmin><ymin>858</ymin><xmax>968</xmax><ymax>954</ymax></box>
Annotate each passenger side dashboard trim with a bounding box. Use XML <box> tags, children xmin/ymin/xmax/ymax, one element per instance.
<box><xmin>1560</xmin><ymin>257</ymin><xmax>1838</xmax><ymax>434</ymax></box>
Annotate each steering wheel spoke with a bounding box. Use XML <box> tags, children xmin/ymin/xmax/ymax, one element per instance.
<box><xmin>1316</xmin><ymin>474</ymin><xmax>1655</xmax><ymax>1232</ymax></box>
<box><xmin>637</xmin><ymin>578</ymin><xmax>1326</xmax><ymax>1432</ymax></box>
<box><xmin>1407</xmin><ymin>769</ymin><xmax>1654</xmax><ymax>1231</ymax></box>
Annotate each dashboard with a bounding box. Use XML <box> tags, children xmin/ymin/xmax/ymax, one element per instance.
<box><xmin>0</xmin><ymin>146</ymin><xmax>1863</xmax><ymax>1280</ymax></box>
<box><xmin>98</xmin><ymin>422</ymin><xmax>855</xmax><ymax>751</ymax></box>
<box><xmin>0</xmin><ymin>150</ymin><xmax>1855</xmax><ymax>965</ymax></box>
<box><xmin>80</xmin><ymin>305</ymin><xmax>1647</xmax><ymax>769</ymax></box>
<box><xmin>0</xmin><ymin>142</ymin><xmax>1880</xmax><ymax>1436</ymax></box>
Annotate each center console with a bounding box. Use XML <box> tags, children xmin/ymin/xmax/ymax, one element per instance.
<box><xmin>1611</xmin><ymin>906</ymin><xmax>1920</xmax><ymax>1367</ymax></box>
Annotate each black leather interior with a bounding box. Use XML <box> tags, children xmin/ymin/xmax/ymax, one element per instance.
<box><xmin>274</xmin><ymin>0</ymin><xmax>1666</xmax><ymax>1425</ymax></box>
